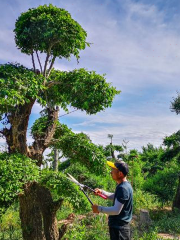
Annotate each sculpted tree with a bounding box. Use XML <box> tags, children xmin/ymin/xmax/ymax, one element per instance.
<box><xmin>0</xmin><ymin>4</ymin><xmax>120</xmax><ymax>240</ymax></box>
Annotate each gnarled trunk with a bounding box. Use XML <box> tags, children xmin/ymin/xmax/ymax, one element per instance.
<box><xmin>3</xmin><ymin>103</ymin><xmax>63</xmax><ymax>240</ymax></box>
<box><xmin>4</xmin><ymin>100</ymin><xmax>35</xmax><ymax>155</ymax></box>
<box><xmin>19</xmin><ymin>182</ymin><xmax>46</xmax><ymax>240</ymax></box>
<box><xmin>19</xmin><ymin>182</ymin><xmax>63</xmax><ymax>240</ymax></box>
<box><xmin>173</xmin><ymin>176</ymin><xmax>180</xmax><ymax>210</ymax></box>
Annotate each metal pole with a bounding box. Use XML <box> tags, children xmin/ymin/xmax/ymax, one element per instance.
<box><xmin>80</xmin><ymin>187</ymin><xmax>93</xmax><ymax>205</ymax></box>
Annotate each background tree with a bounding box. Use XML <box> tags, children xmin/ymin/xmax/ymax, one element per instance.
<box><xmin>163</xmin><ymin>131</ymin><xmax>180</xmax><ymax>209</ymax></box>
<box><xmin>140</xmin><ymin>143</ymin><xmax>165</xmax><ymax>177</ymax></box>
<box><xmin>0</xmin><ymin>4</ymin><xmax>120</xmax><ymax>240</ymax></box>
<box><xmin>166</xmin><ymin>92</ymin><xmax>180</xmax><ymax>209</ymax></box>
<box><xmin>98</xmin><ymin>143</ymin><xmax>123</xmax><ymax>160</ymax></box>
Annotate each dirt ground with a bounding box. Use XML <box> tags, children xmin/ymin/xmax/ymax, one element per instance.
<box><xmin>158</xmin><ymin>233</ymin><xmax>180</xmax><ymax>239</ymax></box>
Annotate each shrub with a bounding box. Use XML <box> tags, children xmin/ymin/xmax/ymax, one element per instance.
<box><xmin>128</xmin><ymin>159</ymin><xmax>145</xmax><ymax>190</ymax></box>
<box><xmin>133</xmin><ymin>189</ymin><xmax>161</xmax><ymax>213</ymax></box>
<box><xmin>143</xmin><ymin>164</ymin><xmax>179</xmax><ymax>204</ymax></box>
<box><xmin>0</xmin><ymin>203</ymin><xmax>23</xmax><ymax>240</ymax></box>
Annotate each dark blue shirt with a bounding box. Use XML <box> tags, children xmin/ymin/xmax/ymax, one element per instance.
<box><xmin>108</xmin><ymin>181</ymin><xmax>133</xmax><ymax>228</ymax></box>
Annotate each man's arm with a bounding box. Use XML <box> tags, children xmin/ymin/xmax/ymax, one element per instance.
<box><xmin>101</xmin><ymin>190</ymin><xmax>115</xmax><ymax>200</ymax></box>
<box><xmin>92</xmin><ymin>199</ymin><xmax>124</xmax><ymax>215</ymax></box>
<box><xmin>94</xmin><ymin>188</ymin><xmax>114</xmax><ymax>201</ymax></box>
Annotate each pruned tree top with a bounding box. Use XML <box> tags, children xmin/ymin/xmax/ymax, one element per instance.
<box><xmin>0</xmin><ymin>63</ymin><xmax>120</xmax><ymax>117</ymax></box>
<box><xmin>14</xmin><ymin>4</ymin><xmax>88</xmax><ymax>59</ymax></box>
<box><xmin>0</xmin><ymin>63</ymin><xmax>45</xmax><ymax>114</ymax></box>
<box><xmin>44</xmin><ymin>68</ymin><xmax>120</xmax><ymax>114</ymax></box>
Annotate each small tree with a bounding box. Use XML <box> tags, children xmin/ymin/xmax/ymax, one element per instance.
<box><xmin>0</xmin><ymin>4</ymin><xmax>120</xmax><ymax>240</ymax></box>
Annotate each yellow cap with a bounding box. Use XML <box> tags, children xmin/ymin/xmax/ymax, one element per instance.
<box><xmin>107</xmin><ymin>161</ymin><xmax>118</xmax><ymax>169</ymax></box>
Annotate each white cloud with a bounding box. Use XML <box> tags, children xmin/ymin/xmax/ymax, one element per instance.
<box><xmin>0</xmin><ymin>0</ymin><xmax>180</xmax><ymax>153</ymax></box>
<box><xmin>72</xmin><ymin>112</ymin><xmax>180</xmax><ymax>151</ymax></box>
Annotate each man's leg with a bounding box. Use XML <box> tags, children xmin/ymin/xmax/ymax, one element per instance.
<box><xmin>109</xmin><ymin>227</ymin><xmax>119</xmax><ymax>240</ymax></box>
<box><xmin>119</xmin><ymin>225</ymin><xmax>131</xmax><ymax>240</ymax></box>
<box><xmin>109</xmin><ymin>226</ymin><xmax>131</xmax><ymax>240</ymax></box>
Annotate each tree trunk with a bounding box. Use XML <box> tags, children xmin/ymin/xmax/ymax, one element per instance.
<box><xmin>173</xmin><ymin>176</ymin><xmax>180</xmax><ymax>210</ymax></box>
<box><xmin>3</xmin><ymin>103</ymin><xmax>63</xmax><ymax>240</ymax></box>
<box><xmin>53</xmin><ymin>149</ymin><xmax>59</xmax><ymax>171</ymax></box>
<box><xmin>4</xmin><ymin>100</ymin><xmax>35</xmax><ymax>155</ymax></box>
<box><xmin>19</xmin><ymin>182</ymin><xmax>46</xmax><ymax>240</ymax></box>
<box><xmin>36</xmin><ymin>183</ymin><xmax>63</xmax><ymax>240</ymax></box>
<box><xmin>19</xmin><ymin>182</ymin><xmax>63</xmax><ymax>240</ymax></box>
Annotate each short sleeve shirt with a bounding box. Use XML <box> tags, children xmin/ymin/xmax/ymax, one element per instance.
<box><xmin>108</xmin><ymin>181</ymin><xmax>133</xmax><ymax>228</ymax></box>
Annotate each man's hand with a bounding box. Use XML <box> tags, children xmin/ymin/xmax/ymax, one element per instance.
<box><xmin>92</xmin><ymin>204</ymin><xmax>99</xmax><ymax>213</ymax></box>
<box><xmin>94</xmin><ymin>188</ymin><xmax>102</xmax><ymax>195</ymax></box>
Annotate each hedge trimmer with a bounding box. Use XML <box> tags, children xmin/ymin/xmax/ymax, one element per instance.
<box><xmin>66</xmin><ymin>173</ymin><xmax>107</xmax><ymax>205</ymax></box>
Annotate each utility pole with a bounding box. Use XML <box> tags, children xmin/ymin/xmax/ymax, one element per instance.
<box><xmin>108</xmin><ymin>134</ymin><xmax>115</xmax><ymax>159</ymax></box>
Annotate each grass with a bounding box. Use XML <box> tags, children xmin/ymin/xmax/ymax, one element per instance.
<box><xmin>150</xmin><ymin>207</ymin><xmax>180</xmax><ymax>234</ymax></box>
<box><xmin>61</xmin><ymin>213</ymin><xmax>110</xmax><ymax>240</ymax></box>
<box><xmin>1</xmin><ymin>194</ymin><xmax>180</xmax><ymax>240</ymax></box>
<box><xmin>0</xmin><ymin>204</ymin><xmax>22</xmax><ymax>240</ymax></box>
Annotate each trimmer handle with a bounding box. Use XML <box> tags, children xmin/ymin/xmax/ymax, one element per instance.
<box><xmin>97</xmin><ymin>193</ymin><xmax>107</xmax><ymax>199</ymax></box>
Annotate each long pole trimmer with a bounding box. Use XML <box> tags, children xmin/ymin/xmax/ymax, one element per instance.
<box><xmin>66</xmin><ymin>173</ymin><xmax>107</xmax><ymax>205</ymax></box>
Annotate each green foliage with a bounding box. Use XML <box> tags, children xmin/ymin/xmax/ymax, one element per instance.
<box><xmin>132</xmin><ymin>228</ymin><xmax>162</xmax><ymax>240</ymax></box>
<box><xmin>163</xmin><ymin>131</ymin><xmax>180</xmax><ymax>161</ymax></box>
<box><xmin>62</xmin><ymin>214</ymin><xmax>109</xmax><ymax>240</ymax></box>
<box><xmin>52</xmin><ymin>123</ymin><xmax>108</xmax><ymax>175</ymax></box>
<box><xmin>129</xmin><ymin>160</ymin><xmax>145</xmax><ymax>191</ymax></box>
<box><xmin>0</xmin><ymin>203</ymin><xmax>22</xmax><ymax>240</ymax></box>
<box><xmin>163</xmin><ymin>131</ymin><xmax>180</xmax><ymax>148</ymax></box>
<box><xmin>56</xmin><ymin>200</ymin><xmax>74</xmax><ymax>220</ymax></box>
<box><xmin>14</xmin><ymin>4</ymin><xmax>88</xmax><ymax>60</ymax></box>
<box><xmin>140</xmin><ymin>144</ymin><xmax>165</xmax><ymax>176</ymax></box>
<box><xmin>63</xmin><ymin>162</ymin><xmax>114</xmax><ymax>192</ymax></box>
<box><xmin>133</xmin><ymin>189</ymin><xmax>161</xmax><ymax>213</ymax></box>
<box><xmin>31</xmin><ymin>116</ymin><xmax>48</xmax><ymax>138</ymax></box>
<box><xmin>44</xmin><ymin>68</ymin><xmax>120</xmax><ymax>114</ymax></box>
<box><xmin>171</xmin><ymin>92</ymin><xmax>180</xmax><ymax>115</ymax></box>
<box><xmin>143</xmin><ymin>164</ymin><xmax>179</xmax><ymax>203</ymax></box>
<box><xmin>0</xmin><ymin>153</ymin><xmax>39</xmax><ymax>213</ymax></box>
<box><xmin>0</xmin><ymin>63</ymin><xmax>45</xmax><ymax>113</ymax></box>
<box><xmin>31</xmin><ymin>115</ymin><xmax>56</xmax><ymax>138</ymax></box>
<box><xmin>98</xmin><ymin>144</ymin><xmax>123</xmax><ymax>157</ymax></box>
<box><xmin>40</xmin><ymin>169</ymin><xmax>91</xmax><ymax>213</ymax></box>
<box><xmin>58</xmin><ymin>159</ymin><xmax>71</xmax><ymax>172</ymax></box>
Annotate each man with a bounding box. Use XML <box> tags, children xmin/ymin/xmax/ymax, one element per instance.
<box><xmin>92</xmin><ymin>160</ymin><xmax>133</xmax><ymax>240</ymax></box>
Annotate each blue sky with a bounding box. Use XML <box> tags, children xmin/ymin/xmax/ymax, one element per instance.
<box><xmin>0</xmin><ymin>0</ymin><xmax>180</xmax><ymax>152</ymax></box>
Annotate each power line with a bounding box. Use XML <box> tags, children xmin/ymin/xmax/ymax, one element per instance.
<box><xmin>26</xmin><ymin>108</ymin><xmax>79</xmax><ymax>131</ymax></box>
<box><xmin>59</xmin><ymin>109</ymin><xmax>78</xmax><ymax>117</ymax></box>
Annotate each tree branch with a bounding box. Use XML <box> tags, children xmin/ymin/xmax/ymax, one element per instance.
<box><xmin>45</xmin><ymin>81</ymin><xmax>63</xmax><ymax>88</ymax></box>
<box><xmin>0</xmin><ymin>130</ymin><xmax>5</xmax><ymax>136</ymax></box>
<box><xmin>47</xmin><ymin>56</ymin><xmax>56</xmax><ymax>78</ymax></box>
<box><xmin>31</xmin><ymin>52</ymin><xmax>36</xmax><ymax>72</ymax></box>
<box><xmin>36</xmin><ymin>50</ymin><xmax>43</xmax><ymax>74</ymax></box>
<box><xmin>53</xmin><ymin>198</ymin><xmax>64</xmax><ymax>212</ymax></box>
<box><xmin>43</xmin><ymin>39</ymin><xmax>60</xmax><ymax>77</ymax></box>
<box><xmin>28</xmin><ymin>107</ymin><xmax>60</xmax><ymax>166</ymax></box>
<box><xmin>0</xmin><ymin>128</ymin><xmax>9</xmax><ymax>137</ymax></box>
<box><xmin>43</xmin><ymin>53</ymin><xmax>50</xmax><ymax>77</ymax></box>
